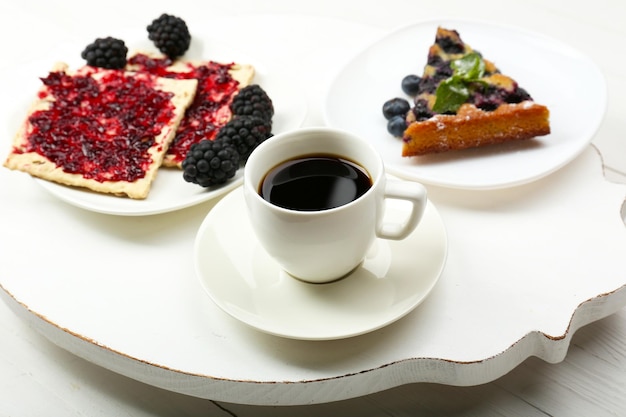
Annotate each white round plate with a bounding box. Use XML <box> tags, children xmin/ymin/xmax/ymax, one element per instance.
<box><xmin>35</xmin><ymin>168</ymin><xmax>244</xmax><ymax>216</ymax></box>
<box><xmin>3</xmin><ymin>28</ymin><xmax>307</xmax><ymax>216</ymax></box>
<box><xmin>194</xmin><ymin>187</ymin><xmax>448</xmax><ymax>340</ymax></box>
<box><xmin>323</xmin><ymin>19</ymin><xmax>606</xmax><ymax>189</ymax></box>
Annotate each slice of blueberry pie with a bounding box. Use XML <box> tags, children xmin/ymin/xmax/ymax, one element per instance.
<box><xmin>393</xmin><ymin>27</ymin><xmax>550</xmax><ymax>157</ymax></box>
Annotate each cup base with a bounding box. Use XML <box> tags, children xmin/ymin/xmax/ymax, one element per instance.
<box><xmin>283</xmin><ymin>261</ymin><xmax>364</xmax><ymax>285</ymax></box>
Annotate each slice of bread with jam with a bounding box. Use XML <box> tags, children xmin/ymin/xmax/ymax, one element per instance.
<box><xmin>401</xmin><ymin>27</ymin><xmax>550</xmax><ymax>157</ymax></box>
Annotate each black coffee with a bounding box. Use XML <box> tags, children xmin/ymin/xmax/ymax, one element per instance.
<box><xmin>260</xmin><ymin>154</ymin><xmax>372</xmax><ymax>211</ymax></box>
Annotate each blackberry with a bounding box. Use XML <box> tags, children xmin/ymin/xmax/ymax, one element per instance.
<box><xmin>182</xmin><ymin>139</ymin><xmax>240</xmax><ymax>187</ymax></box>
<box><xmin>147</xmin><ymin>14</ymin><xmax>191</xmax><ymax>59</ymax></box>
<box><xmin>81</xmin><ymin>37</ymin><xmax>128</xmax><ymax>69</ymax></box>
<box><xmin>230</xmin><ymin>85</ymin><xmax>274</xmax><ymax>122</ymax></box>
<box><xmin>215</xmin><ymin>116</ymin><xmax>273</xmax><ymax>161</ymax></box>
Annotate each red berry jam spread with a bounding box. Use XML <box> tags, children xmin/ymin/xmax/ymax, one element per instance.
<box><xmin>22</xmin><ymin>68</ymin><xmax>176</xmax><ymax>182</ymax></box>
<box><xmin>127</xmin><ymin>53</ymin><xmax>240</xmax><ymax>164</ymax></box>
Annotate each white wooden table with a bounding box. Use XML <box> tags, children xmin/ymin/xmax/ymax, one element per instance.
<box><xmin>2</xmin><ymin>1</ymin><xmax>625</xmax><ymax>415</ymax></box>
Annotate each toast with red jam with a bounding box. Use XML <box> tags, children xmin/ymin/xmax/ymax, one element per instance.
<box><xmin>126</xmin><ymin>53</ymin><xmax>255</xmax><ymax>167</ymax></box>
<box><xmin>3</xmin><ymin>63</ymin><xmax>197</xmax><ymax>199</ymax></box>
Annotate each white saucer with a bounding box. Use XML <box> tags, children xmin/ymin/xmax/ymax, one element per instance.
<box><xmin>194</xmin><ymin>187</ymin><xmax>448</xmax><ymax>340</ymax></box>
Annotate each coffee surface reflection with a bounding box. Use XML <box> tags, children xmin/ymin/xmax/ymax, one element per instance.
<box><xmin>259</xmin><ymin>154</ymin><xmax>372</xmax><ymax>211</ymax></box>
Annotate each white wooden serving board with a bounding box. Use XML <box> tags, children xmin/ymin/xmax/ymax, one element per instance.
<box><xmin>1</xmin><ymin>145</ymin><xmax>625</xmax><ymax>405</ymax></box>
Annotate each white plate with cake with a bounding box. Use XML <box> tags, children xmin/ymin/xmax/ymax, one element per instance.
<box><xmin>1</xmin><ymin>27</ymin><xmax>307</xmax><ymax>216</ymax></box>
<box><xmin>323</xmin><ymin>19</ymin><xmax>606</xmax><ymax>190</ymax></box>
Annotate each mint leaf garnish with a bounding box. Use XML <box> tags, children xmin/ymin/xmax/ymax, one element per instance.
<box><xmin>432</xmin><ymin>77</ymin><xmax>469</xmax><ymax>113</ymax></box>
<box><xmin>432</xmin><ymin>52</ymin><xmax>486</xmax><ymax>114</ymax></box>
<box><xmin>451</xmin><ymin>52</ymin><xmax>485</xmax><ymax>79</ymax></box>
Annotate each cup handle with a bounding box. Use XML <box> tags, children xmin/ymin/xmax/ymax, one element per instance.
<box><xmin>376</xmin><ymin>179</ymin><xmax>427</xmax><ymax>240</ymax></box>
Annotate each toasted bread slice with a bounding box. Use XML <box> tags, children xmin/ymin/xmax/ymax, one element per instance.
<box><xmin>3</xmin><ymin>62</ymin><xmax>197</xmax><ymax>199</ymax></box>
<box><xmin>127</xmin><ymin>52</ymin><xmax>255</xmax><ymax>167</ymax></box>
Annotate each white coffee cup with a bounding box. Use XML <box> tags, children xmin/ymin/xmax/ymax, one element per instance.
<box><xmin>243</xmin><ymin>127</ymin><xmax>427</xmax><ymax>284</ymax></box>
